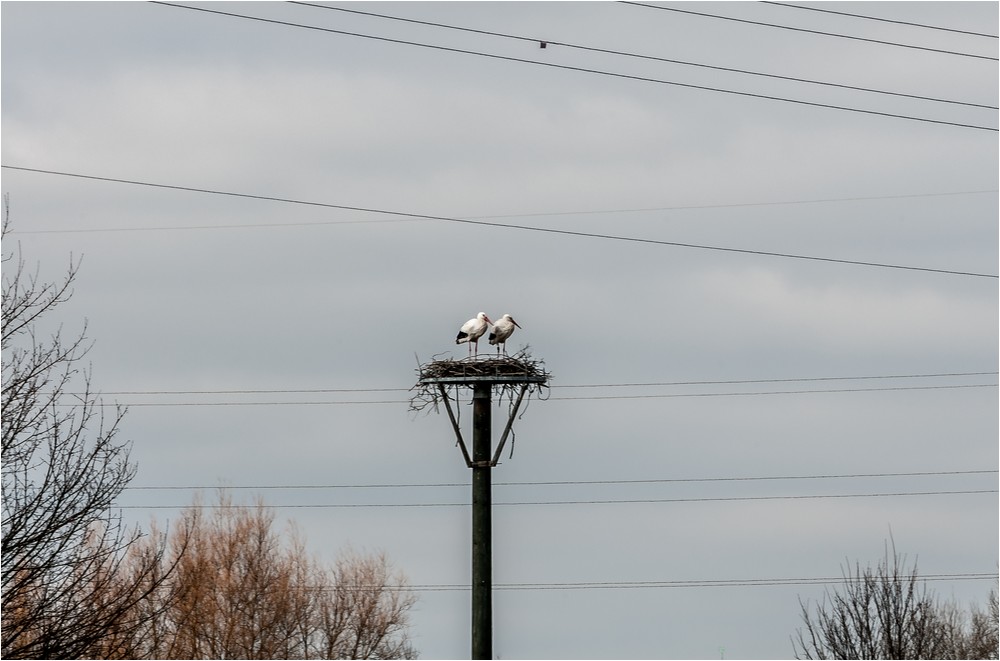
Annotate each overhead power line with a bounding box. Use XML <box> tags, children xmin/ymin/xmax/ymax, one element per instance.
<box><xmin>620</xmin><ymin>2</ymin><xmax>999</xmax><ymax>61</ymax></box>
<box><xmin>557</xmin><ymin>371</ymin><xmax>1000</xmax><ymax>389</ymax></box>
<box><xmin>5</xmin><ymin>166</ymin><xmax>997</xmax><ymax>279</ymax></box>
<box><xmin>72</xmin><ymin>383</ymin><xmax>999</xmax><ymax>407</ymax></box>
<box><xmin>115</xmin><ymin>489</ymin><xmax>998</xmax><ymax>509</ymax></box>
<box><xmin>123</xmin><ymin>469</ymin><xmax>999</xmax><ymax>491</ymax></box>
<box><xmin>69</xmin><ymin>574</ymin><xmax>989</xmax><ymax>592</ymax></box>
<box><xmin>762</xmin><ymin>2</ymin><xmax>1000</xmax><ymax>39</ymax></box>
<box><xmin>6</xmin><ymin>187</ymin><xmax>996</xmax><ymax>229</ymax></box>
<box><xmin>476</xmin><ymin>190</ymin><xmax>1000</xmax><ymax>220</ymax></box>
<box><xmin>550</xmin><ymin>383</ymin><xmax>998</xmax><ymax>401</ymax></box>
<box><xmin>290</xmin><ymin>2</ymin><xmax>996</xmax><ymax>110</ymax></box>
<box><xmin>74</xmin><ymin>372</ymin><xmax>1000</xmax><ymax>396</ymax></box>
<box><xmin>149</xmin><ymin>2</ymin><xmax>998</xmax><ymax>132</ymax></box>
<box><xmin>328</xmin><ymin>573</ymin><xmax>1000</xmax><ymax>592</ymax></box>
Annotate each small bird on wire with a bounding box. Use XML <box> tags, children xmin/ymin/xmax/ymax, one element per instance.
<box><xmin>456</xmin><ymin>312</ymin><xmax>492</xmax><ymax>357</ymax></box>
<box><xmin>488</xmin><ymin>314</ymin><xmax>521</xmax><ymax>356</ymax></box>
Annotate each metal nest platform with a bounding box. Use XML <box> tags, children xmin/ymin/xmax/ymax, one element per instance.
<box><xmin>410</xmin><ymin>348</ymin><xmax>552</xmax><ymax>466</ymax></box>
<box><xmin>417</xmin><ymin>348</ymin><xmax>549</xmax><ymax>384</ymax></box>
<box><xmin>410</xmin><ymin>347</ymin><xmax>551</xmax><ymax>412</ymax></box>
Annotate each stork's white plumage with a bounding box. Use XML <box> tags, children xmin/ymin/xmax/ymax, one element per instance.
<box><xmin>456</xmin><ymin>312</ymin><xmax>492</xmax><ymax>357</ymax></box>
<box><xmin>488</xmin><ymin>314</ymin><xmax>521</xmax><ymax>355</ymax></box>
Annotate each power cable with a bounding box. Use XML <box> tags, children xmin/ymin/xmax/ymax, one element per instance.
<box><xmin>475</xmin><ymin>190</ymin><xmax>1000</xmax><ymax>219</ymax></box>
<box><xmin>70</xmin><ymin>372</ymin><xmax>1000</xmax><ymax>396</ymax></box>
<box><xmin>620</xmin><ymin>2</ymin><xmax>999</xmax><ymax>61</ymax></box>
<box><xmin>74</xmin><ymin>383</ymin><xmax>999</xmax><ymax>407</ymax></box>
<box><xmin>7</xmin><ymin>188</ymin><xmax>997</xmax><ymax>230</ymax></box>
<box><xmin>5</xmin><ymin>166</ymin><xmax>997</xmax><ymax>279</ymax></box>
<box><xmin>290</xmin><ymin>2</ymin><xmax>997</xmax><ymax>110</ymax></box>
<box><xmin>549</xmin><ymin>383</ymin><xmax>998</xmax><ymax>401</ymax></box>
<box><xmin>556</xmin><ymin>372</ymin><xmax>999</xmax><ymax>389</ymax></box>
<box><xmin>148</xmin><ymin>2</ymin><xmax>998</xmax><ymax>131</ymax></box>
<box><xmin>115</xmin><ymin>573</ymin><xmax>992</xmax><ymax>592</ymax></box>
<box><xmin>87</xmin><ymin>387</ymin><xmax>411</xmax><ymax>395</ymax></box>
<box><xmin>114</xmin><ymin>489</ymin><xmax>998</xmax><ymax>509</ymax></box>
<box><xmin>761</xmin><ymin>2</ymin><xmax>1000</xmax><ymax>39</ymax></box>
<box><xmin>123</xmin><ymin>469</ymin><xmax>999</xmax><ymax>491</ymax></box>
<box><xmin>322</xmin><ymin>573</ymin><xmax>1000</xmax><ymax>592</ymax></box>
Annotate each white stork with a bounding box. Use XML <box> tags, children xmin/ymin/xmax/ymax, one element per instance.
<box><xmin>455</xmin><ymin>312</ymin><xmax>492</xmax><ymax>357</ymax></box>
<box><xmin>488</xmin><ymin>314</ymin><xmax>521</xmax><ymax>355</ymax></box>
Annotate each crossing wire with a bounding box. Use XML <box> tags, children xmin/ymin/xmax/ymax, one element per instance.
<box><xmin>148</xmin><ymin>2</ymin><xmax>998</xmax><ymax>132</ymax></box>
<box><xmin>4</xmin><ymin>166</ymin><xmax>997</xmax><ymax>279</ymax></box>
<box><xmin>7</xmin><ymin>188</ymin><xmax>997</xmax><ymax>230</ymax></box>
<box><xmin>290</xmin><ymin>2</ymin><xmax>997</xmax><ymax>110</ymax></box>
<box><xmin>620</xmin><ymin>2</ymin><xmax>999</xmax><ymax>61</ymax></box>
<box><xmin>761</xmin><ymin>2</ymin><xmax>1000</xmax><ymax>39</ymax></box>
<box><xmin>322</xmin><ymin>572</ymin><xmax>1000</xmax><ymax>592</ymax></box>
<box><xmin>123</xmin><ymin>469</ymin><xmax>999</xmax><ymax>491</ymax></box>
<box><xmin>115</xmin><ymin>489</ymin><xmax>998</xmax><ymax>509</ymax></box>
<box><xmin>69</xmin><ymin>382</ymin><xmax>1000</xmax><ymax>407</ymax></box>
<box><xmin>62</xmin><ymin>372</ymin><xmax>1000</xmax><ymax>397</ymax></box>
<box><xmin>188</xmin><ymin>573</ymin><xmax>998</xmax><ymax>592</ymax></box>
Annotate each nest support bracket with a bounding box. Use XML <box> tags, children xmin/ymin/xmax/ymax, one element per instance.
<box><xmin>491</xmin><ymin>384</ymin><xmax>528</xmax><ymax>467</ymax></box>
<box><xmin>437</xmin><ymin>384</ymin><xmax>473</xmax><ymax>467</ymax></box>
<box><xmin>436</xmin><ymin>383</ymin><xmax>531</xmax><ymax>469</ymax></box>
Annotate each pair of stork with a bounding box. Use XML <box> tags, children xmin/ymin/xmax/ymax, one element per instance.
<box><xmin>455</xmin><ymin>312</ymin><xmax>521</xmax><ymax>357</ymax></box>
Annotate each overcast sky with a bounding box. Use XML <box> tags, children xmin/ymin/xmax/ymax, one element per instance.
<box><xmin>2</xmin><ymin>1</ymin><xmax>998</xmax><ymax>659</ymax></box>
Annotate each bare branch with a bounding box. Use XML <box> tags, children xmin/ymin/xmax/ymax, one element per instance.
<box><xmin>793</xmin><ymin>544</ymin><xmax>997</xmax><ymax>659</ymax></box>
<box><xmin>2</xmin><ymin>203</ymin><xmax>172</xmax><ymax>659</ymax></box>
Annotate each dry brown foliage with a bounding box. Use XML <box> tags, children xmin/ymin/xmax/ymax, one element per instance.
<box><xmin>122</xmin><ymin>493</ymin><xmax>417</xmax><ymax>659</ymax></box>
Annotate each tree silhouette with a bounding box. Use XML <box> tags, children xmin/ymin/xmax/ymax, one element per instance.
<box><xmin>794</xmin><ymin>541</ymin><xmax>998</xmax><ymax>659</ymax></box>
<box><xmin>2</xmin><ymin>205</ymin><xmax>175</xmax><ymax>659</ymax></box>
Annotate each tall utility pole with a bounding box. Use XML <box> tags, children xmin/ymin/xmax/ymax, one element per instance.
<box><xmin>471</xmin><ymin>382</ymin><xmax>492</xmax><ymax>660</ymax></box>
<box><xmin>416</xmin><ymin>363</ymin><xmax>549</xmax><ymax>661</ymax></box>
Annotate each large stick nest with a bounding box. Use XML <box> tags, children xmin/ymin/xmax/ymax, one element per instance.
<box><xmin>409</xmin><ymin>347</ymin><xmax>552</xmax><ymax>415</ymax></box>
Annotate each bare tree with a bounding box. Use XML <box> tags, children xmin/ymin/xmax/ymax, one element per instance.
<box><xmin>935</xmin><ymin>589</ymin><xmax>999</xmax><ymax>660</ymax></box>
<box><xmin>318</xmin><ymin>548</ymin><xmax>418</xmax><ymax>660</ymax></box>
<box><xmin>794</xmin><ymin>542</ymin><xmax>998</xmax><ymax>659</ymax></box>
<box><xmin>126</xmin><ymin>492</ymin><xmax>418</xmax><ymax>659</ymax></box>
<box><xmin>1</xmin><ymin>206</ymin><xmax>174</xmax><ymax>658</ymax></box>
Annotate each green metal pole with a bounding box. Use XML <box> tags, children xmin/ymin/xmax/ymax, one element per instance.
<box><xmin>471</xmin><ymin>382</ymin><xmax>492</xmax><ymax>660</ymax></box>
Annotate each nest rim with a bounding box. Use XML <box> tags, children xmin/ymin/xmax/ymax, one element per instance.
<box><xmin>410</xmin><ymin>347</ymin><xmax>551</xmax><ymax>413</ymax></box>
<box><xmin>415</xmin><ymin>348</ymin><xmax>550</xmax><ymax>385</ymax></box>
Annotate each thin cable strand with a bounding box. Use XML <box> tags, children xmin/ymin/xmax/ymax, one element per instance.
<box><xmin>74</xmin><ymin>383</ymin><xmax>998</xmax><ymax>407</ymax></box>
<box><xmin>620</xmin><ymin>2</ymin><xmax>999</xmax><ymax>61</ymax></box>
<box><xmin>148</xmin><ymin>2</ymin><xmax>998</xmax><ymax>132</ymax></box>
<box><xmin>290</xmin><ymin>2</ymin><xmax>997</xmax><ymax>110</ymax></box>
<box><xmin>123</xmin><ymin>469</ymin><xmax>999</xmax><ymax>491</ymax></box>
<box><xmin>7</xmin><ymin>188</ymin><xmax>997</xmax><ymax>230</ymax></box>
<box><xmin>761</xmin><ymin>2</ymin><xmax>1000</xmax><ymax>39</ymax></box>
<box><xmin>4</xmin><ymin>166</ymin><xmax>996</xmax><ymax>279</ymax></box>
<box><xmin>65</xmin><ymin>371</ymin><xmax>1000</xmax><ymax>396</ymax></box>
<box><xmin>115</xmin><ymin>489</ymin><xmax>998</xmax><ymax>509</ymax></box>
<box><xmin>348</xmin><ymin>573</ymin><xmax>1000</xmax><ymax>591</ymax></box>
